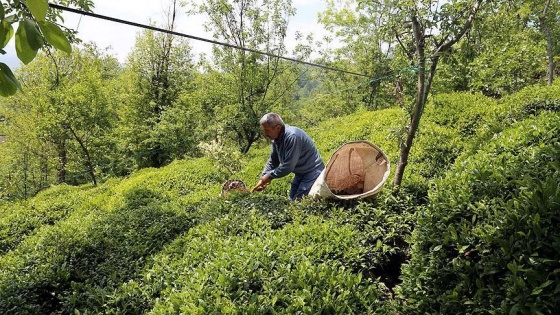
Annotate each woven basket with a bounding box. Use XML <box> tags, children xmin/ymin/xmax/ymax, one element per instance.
<box><xmin>221</xmin><ymin>179</ymin><xmax>249</xmax><ymax>196</ymax></box>
<box><xmin>309</xmin><ymin>141</ymin><xmax>390</xmax><ymax>200</ymax></box>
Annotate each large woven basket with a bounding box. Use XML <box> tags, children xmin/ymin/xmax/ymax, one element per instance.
<box><xmin>309</xmin><ymin>141</ymin><xmax>390</xmax><ymax>200</ymax></box>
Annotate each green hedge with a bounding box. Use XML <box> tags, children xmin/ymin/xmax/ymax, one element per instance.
<box><xmin>0</xmin><ymin>184</ymin><xmax>100</xmax><ymax>255</ymax></box>
<box><xmin>0</xmin><ymin>158</ymin><xmax>224</xmax><ymax>314</ymax></box>
<box><xmin>2</xmin><ymin>84</ymin><xmax>558</xmax><ymax>314</ymax></box>
<box><xmin>398</xmin><ymin>112</ymin><xmax>560</xmax><ymax>314</ymax></box>
<box><xmin>107</xmin><ymin>209</ymin><xmax>384</xmax><ymax>314</ymax></box>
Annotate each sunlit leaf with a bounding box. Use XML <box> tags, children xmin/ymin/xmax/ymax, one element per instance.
<box><xmin>25</xmin><ymin>0</ymin><xmax>49</xmax><ymax>22</ymax></box>
<box><xmin>15</xmin><ymin>20</ymin><xmax>40</xmax><ymax>64</ymax></box>
<box><xmin>22</xmin><ymin>19</ymin><xmax>43</xmax><ymax>50</ymax></box>
<box><xmin>0</xmin><ymin>20</ymin><xmax>14</xmax><ymax>49</ymax></box>
<box><xmin>38</xmin><ymin>20</ymin><xmax>72</xmax><ymax>54</ymax></box>
<box><xmin>0</xmin><ymin>62</ymin><xmax>21</xmax><ymax>96</ymax></box>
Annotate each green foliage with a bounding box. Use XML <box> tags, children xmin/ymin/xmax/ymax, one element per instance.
<box><xmin>0</xmin><ymin>0</ymin><xmax>92</xmax><ymax>96</ymax></box>
<box><xmin>109</xmin><ymin>210</ymin><xmax>384</xmax><ymax>314</ymax></box>
<box><xmin>38</xmin><ymin>20</ymin><xmax>72</xmax><ymax>54</ymax></box>
<box><xmin>299</xmin><ymin>92</ymin><xmax>357</xmax><ymax>124</ymax></box>
<box><xmin>14</xmin><ymin>19</ymin><xmax>38</xmax><ymax>63</ymax></box>
<box><xmin>317</xmin><ymin>1</ymin><xmax>401</xmax><ymax>110</ymax></box>
<box><xmin>499</xmin><ymin>80</ymin><xmax>560</xmax><ymax>119</ymax></box>
<box><xmin>0</xmin><ymin>184</ymin><xmax>92</xmax><ymax>255</ymax></box>
<box><xmin>434</xmin><ymin>0</ymin><xmax>558</xmax><ymax>96</ymax></box>
<box><xmin>0</xmin><ymin>158</ymin><xmax>223</xmax><ymax>314</ymax></box>
<box><xmin>114</xmin><ymin>26</ymin><xmax>196</xmax><ymax>170</ymax></box>
<box><xmin>198</xmin><ymin>139</ymin><xmax>248</xmax><ymax>177</ymax></box>
<box><xmin>0</xmin><ymin>62</ymin><xmax>20</xmax><ymax>96</ymax></box>
<box><xmin>468</xmin><ymin>80</ymin><xmax>560</xmax><ymax>147</ymax></box>
<box><xmin>310</xmin><ymin>108</ymin><xmax>402</xmax><ymax>158</ymax></box>
<box><xmin>398</xmin><ymin>112</ymin><xmax>560</xmax><ymax>314</ymax></box>
<box><xmin>425</xmin><ymin>93</ymin><xmax>499</xmax><ymax>137</ymax></box>
<box><xmin>404</xmin><ymin>92</ymin><xmax>502</xmax><ymax>193</ymax></box>
<box><xmin>0</xmin><ymin>146</ymin><xmax>415</xmax><ymax>314</ymax></box>
<box><xmin>0</xmin><ymin>46</ymin><xmax>121</xmax><ymax>195</ymax></box>
<box><xmin>189</xmin><ymin>0</ymin><xmax>302</xmax><ymax>153</ymax></box>
<box><xmin>336</xmin><ymin>197</ymin><xmax>416</xmax><ymax>291</ymax></box>
<box><xmin>2</xmin><ymin>82</ymin><xmax>560</xmax><ymax>314</ymax></box>
<box><xmin>468</xmin><ymin>30</ymin><xmax>547</xmax><ymax>96</ymax></box>
<box><xmin>26</xmin><ymin>0</ymin><xmax>49</xmax><ymax>22</ymax></box>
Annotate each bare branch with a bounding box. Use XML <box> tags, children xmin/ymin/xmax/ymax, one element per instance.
<box><xmin>435</xmin><ymin>0</ymin><xmax>482</xmax><ymax>55</ymax></box>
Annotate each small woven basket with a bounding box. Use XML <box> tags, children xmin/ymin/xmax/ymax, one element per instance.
<box><xmin>221</xmin><ymin>179</ymin><xmax>249</xmax><ymax>196</ymax></box>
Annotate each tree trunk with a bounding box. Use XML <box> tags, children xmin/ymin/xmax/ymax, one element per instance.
<box><xmin>540</xmin><ymin>0</ymin><xmax>554</xmax><ymax>85</ymax></box>
<box><xmin>23</xmin><ymin>149</ymin><xmax>29</xmax><ymax>199</ymax></box>
<box><xmin>68</xmin><ymin>125</ymin><xmax>97</xmax><ymax>186</ymax></box>
<box><xmin>393</xmin><ymin>16</ymin><xmax>426</xmax><ymax>189</ymax></box>
<box><xmin>392</xmin><ymin>1</ymin><xmax>482</xmax><ymax>190</ymax></box>
<box><xmin>57</xmin><ymin>140</ymin><xmax>67</xmax><ymax>184</ymax></box>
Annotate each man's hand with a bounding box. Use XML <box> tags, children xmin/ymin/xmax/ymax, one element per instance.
<box><xmin>252</xmin><ymin>174</ymin><xmax>272</xmax><ymax>192</ymax></box>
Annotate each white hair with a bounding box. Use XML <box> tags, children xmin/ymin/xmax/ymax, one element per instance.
<box><xmin>260</xmin><ymin>112</ymin><xmax>284</xmax><ymax>127</ymax></box>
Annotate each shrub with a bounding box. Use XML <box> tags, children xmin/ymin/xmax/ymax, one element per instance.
<box><xmin>500</xmin><ymin>80</ymin><xmax>560</xmax><ymax>119</ymax></box>
<box><xmin>108</xmin><ymin>211</ymin><xmax>389</xmax><ymax>314</ymax></box>
<box><xmin>397</xmin><ymin>112</ymin><xmax>560</xmax><ymax>314</ymax></box>
<box><xmin>425</xmin><ymin>92</ymin><xmax>498</xmax><ymax>137</ymax></box>
<box><xmin>0</xmin><ymin>158</ymin><xmax>223</xmax><ymax>314</ymax></box>
<box><xmin>0</xmin><ymin>184</ymin><xmax>102</xmax><ymax>255</ymax></box>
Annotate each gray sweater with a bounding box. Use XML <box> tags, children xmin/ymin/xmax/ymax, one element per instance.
<box><xmin>262</xmin><ymin>125</ymin><xmax>324</xmax><ymax>179</ymax></box>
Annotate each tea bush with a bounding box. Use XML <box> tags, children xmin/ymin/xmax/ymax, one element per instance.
<box><xmin>0</xmin><ymin>187</ymin><xmax>193</xmax><ymax>313</ymax></box>
<box><xmin>2</xmin><ymin>84</ymin><xmax>558</xmax><ymax>314</ymax></box>
<box><xmin>398</xmin><ymin>112</ymin><xmax>560</xmax><ymax>314</ymax></box>
<box><xmin>0</xmin><ymin>184</ymin><xmax>101</xmax><ymax>255</ymax></box>
<box><xmin>107</xmin><ymin>210</ymin><xmax>391</xmax><ymax>314</ymax></box>
<box><xmin>407</xmin><ymin>92</ymin><xmax>500</xmax><ymax>188</ymax></box>
<box><xmin>343</xmin><ymin>197</ymin><xmax>416</xmax><ymax>288</ymax></box>
<box><xmin>500</xmin><ymin>80</ymin><xmax>560</xmax><ymax>119</ymax></box>
<box><xmin>101</xmin><ymin>192</ymin><xmax>415</xmax><ymax>314</ymax></box>
<box><xmin>474</xmin><ymin>80</ymin><xmax>560</xmax><ymax>144</ymax></box>
<box><xmin>0</xmin><ymin>158</ymin><xmax>224</xmax><ymax>314</ymax></box>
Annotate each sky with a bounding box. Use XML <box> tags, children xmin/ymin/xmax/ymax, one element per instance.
<box><xmin>1</xmin><ymin>0</ymin><xmax>333</xmax><ymax>69</ymax></box>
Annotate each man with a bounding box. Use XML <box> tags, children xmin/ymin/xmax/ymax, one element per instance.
<box><xmin>253</xmin><ymin>113</ymin><xmax>324</xmax><ymax>200</ymax></box>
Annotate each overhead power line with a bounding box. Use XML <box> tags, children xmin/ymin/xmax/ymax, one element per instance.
<box><xmin>49</xmin><ymin>4</ymin><xmax>372</xmax><ymax>78</ymax></box>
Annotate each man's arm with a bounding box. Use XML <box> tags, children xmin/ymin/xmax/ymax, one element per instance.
<box><xmin>267</xmin><ymin>135</ymin><xmax>301</xmax><ymax>179</ymax></box>
<box><xmin>254</xmin><ymin>145</ymin><xmax>279</xmax><ymax>192</ymax></box>
<box><xmin>262</xmin><ymin>145</ymin><xmax>280</xmax><ymax>176</ymax></box>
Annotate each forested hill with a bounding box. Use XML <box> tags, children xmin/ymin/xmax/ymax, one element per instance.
<box><xmin>0</xmin><ymin>81</ymin><xmax>559</xmax><ymax>314</ymax></box>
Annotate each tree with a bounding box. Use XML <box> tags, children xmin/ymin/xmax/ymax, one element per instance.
<box><xmin>321</xmin><ymin>0</ymin><xmax>483</xmax><ymax>189</ymax></box>
<box><xmin>0</xmin><ymin>98</ymin><xmax>50</xmax><ymax>198</ymax></box>
<box><xmin>518</xmin><ymin>0</ymin><xmax>559</xmax><ymax>85</ymax></box>
<box><xmin>0</xmin><ymin>45</ymin><xmax>120</xmax><ymax>196</ymax></box>
<box><xmin>435</xmin><ymin>0</ymin><xmax>558</xmax><ymax>96</ymax></box>
<box><xmin>389</xmin><ymin>0</ymin><xmax>484</xmax><ymax>189</ymax></box>
<box><xmin>0</xmin><ymin>0</ymin><xmax>93</xmax><ymax>96</ymax></box>
<box><xmin>189</xmin><ymin>0</ymin><xmax>299</xmax><ymax>153</ymax></box>
<box><xmin>318</xmin><ymin>0</ymin><xmax>398</xmax><ymax>111</ymax></box>
<box><xmin>115</xmin><ymin>0</ymin><xmax>196</xmax><ymax>169</ymax></box>
<box><xmin>469</xmin><ymin>3</ymin><xmax>545</xmax><ymax>96</ymax></box>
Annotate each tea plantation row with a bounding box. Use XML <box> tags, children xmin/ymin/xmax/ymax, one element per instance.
<box><xmin>1</xmin><ymin>81</ymin><xmax>559</xmax><ymax>314</ymax></box>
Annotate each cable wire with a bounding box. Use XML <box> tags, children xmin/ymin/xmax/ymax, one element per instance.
<box><xmin>49</xmin><ymin>3</ymin><xmax>373</xmax><ymax>78</ymax></box>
